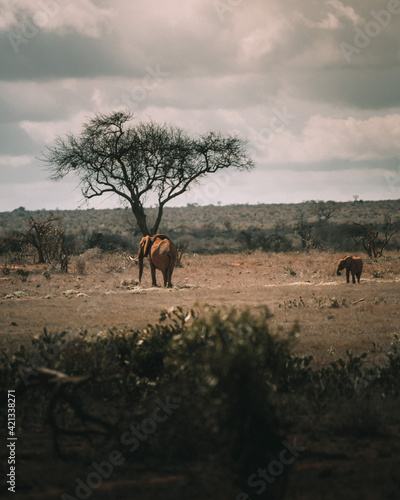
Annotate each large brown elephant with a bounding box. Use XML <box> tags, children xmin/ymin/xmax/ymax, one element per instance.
<box><xmin>336</xmin><ymin>256</ymin><xmax>363</xmax><ymax>284</ymax></box>
<box><xmin>137</xmin><ymin>234</ymin><xmax>177</xmax><ymax>288</ymax></box>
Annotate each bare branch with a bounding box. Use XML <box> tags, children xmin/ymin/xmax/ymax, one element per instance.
<box><xmin>353</xmin><ymin>219</ymin><xmax>399</xmax><ymax>258</ymax></box>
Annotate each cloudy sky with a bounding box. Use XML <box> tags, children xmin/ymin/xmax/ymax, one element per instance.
<box><xmin>1</xmin><ymin>0</ymin><xmax>400</xmax><ymax>211</ymax></box>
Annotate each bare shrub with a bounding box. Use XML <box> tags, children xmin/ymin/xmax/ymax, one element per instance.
<box><xmin>176</xmin><ymin>242</ymin><xmax>189</xmax><ymax>267</ymax></box>
<box><xmin>79</xmin><ymin>248</ymin><xmax>102</xmax><ymax>260</ymax></box>
<box><xmin>24</xmin><ymin>213</ymin><xmax>69</xmax><ymax>271</ymax></box>
<box><xmin>75</xmin><ymin>258</ymin><xmax>86</xmax><ymax>275</ymax></box>
<box><xmin>16</xmin><ymin>269</ymin><xmax>30</xmax><ymax>282</ymax></box>
<box><xmin>2</xmin><ymin>266</ymin><xmax>10</xmax><ymax>276</ymax></box>
<box><xmin>353</xmin><ymin>217</ymin><xmax>400</xmax><ymax>258</ymax></box>
<box><xmin>42</xmin><ymin>270</ymin><xmax>51</xmax><ymax>281</ymax></box>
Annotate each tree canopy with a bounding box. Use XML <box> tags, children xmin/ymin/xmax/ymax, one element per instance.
<box><xmin>42</xmin><ymin>111</ymin><xmax>254</xmax><ymax>235</ymax></box>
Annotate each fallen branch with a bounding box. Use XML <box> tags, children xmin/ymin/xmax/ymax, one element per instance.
<box><xmin>19</xmin><ymin>367</ymin><xmax>118</xmax><ymax>455</ymax></box>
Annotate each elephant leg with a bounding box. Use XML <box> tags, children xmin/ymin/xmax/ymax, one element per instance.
<box><xmin>356</xmin><ymin>273</ymin><xmax>361</xmax><ymax>283</ymax></box>
<box><xmin>351</xmin><ymin>272</ymin><xmax>356</xmax><ymax>284</ymax></box>
<box><xmin>162</xmin><ymin>270</ymin><xmax>168</xmax><ymax>287</ymax></box>
<box><xmin>346</xmin><ymin>269</ymin><xmax>350</xmax><ymax>283</ymax></box>
<box><xmin>150</xmin><ymin>262</ymin><xmax>157</xmax><ymax>286</ymax></box>
<box><xmin>168</xmin><ymin>268</ymin><xmax>173</xmax><ymax>288</ymax></box>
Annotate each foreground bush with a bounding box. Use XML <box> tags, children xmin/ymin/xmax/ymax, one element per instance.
<box><xmin>0</xmin><ymin>308</ymin><xmax>399</xmax><ymax>499</ymax></box>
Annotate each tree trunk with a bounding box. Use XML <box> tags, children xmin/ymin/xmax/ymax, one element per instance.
<box><xmin>37</xmin><ymin>247</ymin><xmax>46</xmax><ymax>264</ymax></box>
<box><xmin>150</xmin><ymin>205</ymin><xmax>164</xmax><ymax>236</ymax></box>
<box><xmin>131</xmin><ymin>203</ymin><xmax>150</xmax><ymax>236</ymax></box>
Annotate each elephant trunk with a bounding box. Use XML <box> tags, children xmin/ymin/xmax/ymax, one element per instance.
<box><xmin>137</xmin><ymin>236</ymin><xmax>152</xmax><ymax>283</ymax></box>
<box><xmin>138</xmin><ymin>250</ymin><xmax>144</xmax><ymax>282</ymax></box>
<box><xmin>336</xmin><ymin>267</ymin><xmax>341</xmax><ymax>276</ymax></box>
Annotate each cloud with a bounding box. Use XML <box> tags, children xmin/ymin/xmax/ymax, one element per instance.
<box><xmin>288</xmin><ymin>67</ymin><xmax>400</xmax><ymax>110</ymax></box>
<box><xmin>295</xmin><ymin>0</ymin><xmax>363</xmax><ymax>30</ymax></box>
<box><xmin>0</xmin><ymin>122</ymin><xmax>37</xmax><ymax>154</ymax></box>
<box><xmin>328</xmin><ymin>0</ymin><xmax>364</xmax><ymax>26</ymax></box>
<box><xmin>173</xmin><ymin>164</ymin><xmax>400</xmax><ymax>206</ymax></box>
<box><xmin>20</xmin><ymin>111</ymin><xmax>95</xmax><ymax>145</ymax></box>
<box><xmin>0</xmin><ymin>80</ymin><xmax>94</xmax><ymax>123</ymax></box>
<box><xmin>1</xmin><ymin>0</ymin><xmax>112</xmax><ymax>37</ymax></box>
<box><xmin>1</xmin><ymin>0</ymin><xmax>400</xmax><ymax>211</ymax></box>
<box><xmin>0</xmin><ymin>154</ymin><xmax>32</xmax><ymax>168</ymax></box>
<box><xmin>0</xmin><ymin>179</ymin><xmax>84</xmax><ymax>212</ymax></box>
<box><xmin>0</xmin><ymin>31</ymin><xmax>133</xmax><ymax>80</ymax></box>
<box><xmin>260</xmin><ymin>114</ymin><xmax>400</xmax><ymax>164</ymax></box>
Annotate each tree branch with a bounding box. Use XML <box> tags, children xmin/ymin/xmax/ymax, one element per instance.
<box><xmin>41</xmin><ymin>112</ymin><xmax>254</xmax><ymax>236</ymax></box>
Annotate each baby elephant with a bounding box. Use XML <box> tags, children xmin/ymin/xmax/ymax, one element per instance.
<box><xmin>336</xmin><ymin>256</ymin><xmax>363</xmax><ymax>284</ymax></box>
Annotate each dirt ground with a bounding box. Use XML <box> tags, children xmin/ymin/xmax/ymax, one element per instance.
<box><xmin>1</xmin><ymin>250</ymin><xmax>400</xmax><ymax>499</ymax></box>
<box><xmin>1</xmin><ymin>250</ymin><xmax>399</xmax><ymax>361</ymax></box>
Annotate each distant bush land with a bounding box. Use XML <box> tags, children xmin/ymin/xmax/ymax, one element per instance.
<box><xmin>0</xmin><ymin>200</ymin><xmax>399</xmax><ymax>256</ymax></box>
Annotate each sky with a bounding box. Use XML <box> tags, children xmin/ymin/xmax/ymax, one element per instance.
<box><xmin>1</xmin><ymin>0</ymin><xmax>400</xmax><ymax>212</ymax></box>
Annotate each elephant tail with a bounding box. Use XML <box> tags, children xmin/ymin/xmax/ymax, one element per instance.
<box><xmin>166</xmin><ymin>251</ymin><xmax>176</xmax><ymax>280</ymax></box>
<box><xmin>166</xmin><ymin>252</ymin><xmax>174</xmax><ymax>270</ymax></box>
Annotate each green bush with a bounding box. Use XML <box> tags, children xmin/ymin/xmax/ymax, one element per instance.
<box><xmin>1</xmin><ymin>308</ymin><xmax>399</xmax><ymax>471</ymax></box>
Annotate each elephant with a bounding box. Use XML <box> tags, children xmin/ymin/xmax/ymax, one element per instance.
<box><xmin>137</xmin><ymin>234</ymin><xmax>177</xmax><ymax>288</ymax></box>
<box><xmin>336</xmin><ymin>256</ymin><xmax>363</xmax><ymax>284</ymax></box>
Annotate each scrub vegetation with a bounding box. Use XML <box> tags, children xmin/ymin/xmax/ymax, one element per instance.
<box><xmin>0</xmin><ymin>202</ymin><xmax>400</xmax><ymax>499</ymax></box>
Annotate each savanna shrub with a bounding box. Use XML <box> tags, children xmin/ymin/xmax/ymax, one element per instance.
<box><xmin>86</xmin><ymin>231</ymin><xmax>131</xmax><ymax>252</ymax></box>
<box><xmin>16</xmin><ymin>269</ymin><xmax>30</xmax><ymax>282</ymax></box>
<box><xmin>161</xmin><ymin>307</ymin><xmax>299</xmax><ymax>466</ymax></box>
<box><xmin>75</xmin><ymin>258</ymin><xmax>86</xmax><ymax>275</ymax></box>
<box><xmin>2</xmin><ymin>307</ymin><xmax>400</xmax><ymax>472</ymax></box>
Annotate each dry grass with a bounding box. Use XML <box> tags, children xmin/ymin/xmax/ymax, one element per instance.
<box><xmin>1</xmin><ymin>250</ymin><xmax>399</xmax><ymax>363</ymax></box>
<box><xmin>1</xmin><ymin>250</ymin><xmax>400</xmax><ymax>500</ymax></box>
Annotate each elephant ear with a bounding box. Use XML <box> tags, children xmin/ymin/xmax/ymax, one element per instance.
<box><xmin>345</xmin><ymin>256</ymin><xmax>353</xmax><ymax>265</ymax></box>
<box><xmin>143</xmin><ymin>236</ymin><xmax>153</xmax><ymax>257</ymax></box>
<box><xmin>138</xmin><ymin>237</ymin><xmax>145</xmax><ymax>257</ymax></box>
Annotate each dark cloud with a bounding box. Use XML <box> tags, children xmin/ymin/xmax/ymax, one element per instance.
<box><xmin>0</xmin><ymin>30</ymin><xmax>133</xmax><ymax>81</ymax></box>
<box><xmin>0</xmin><ymin>122</ymin><xmax>36</xmax><ymax>154</ymax></box>
<box><xmin>289</xmin><ymin>67</ymin><xmax>400</xmax><ymax>110</ymax></box>
<box><xmin>0</xmin><ymin>81</ymin><xmax>82</xmax><ymax>123</ymax></box>
<box><xmin>1</xmin><ymin>0</ymin><xmax>400</xmax><ymax>211</ymax></box>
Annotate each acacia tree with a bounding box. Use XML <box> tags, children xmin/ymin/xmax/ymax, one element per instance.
<box><xmin>42</xmin><ymin>111</ymin><xmax>254</xmax><ymax>236</ymax></box>
<box><xmin>353</xmin><ymin>217</ymin><xmax>400</xmax><ymax>258</ymax></box>
<box><xmin>294</xmin><ymin>210</ymin><xmax>313</xmax><ymax>250</ymax></box>
<box><xmin>24</xmin><ymin>213</ymin><xmax>69</xmax><ymax>270</ymax></box>
<box><xmin>311</xmin><ymin>200</ymin><xmax>337</xmax><ymax>223</ymax></box>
